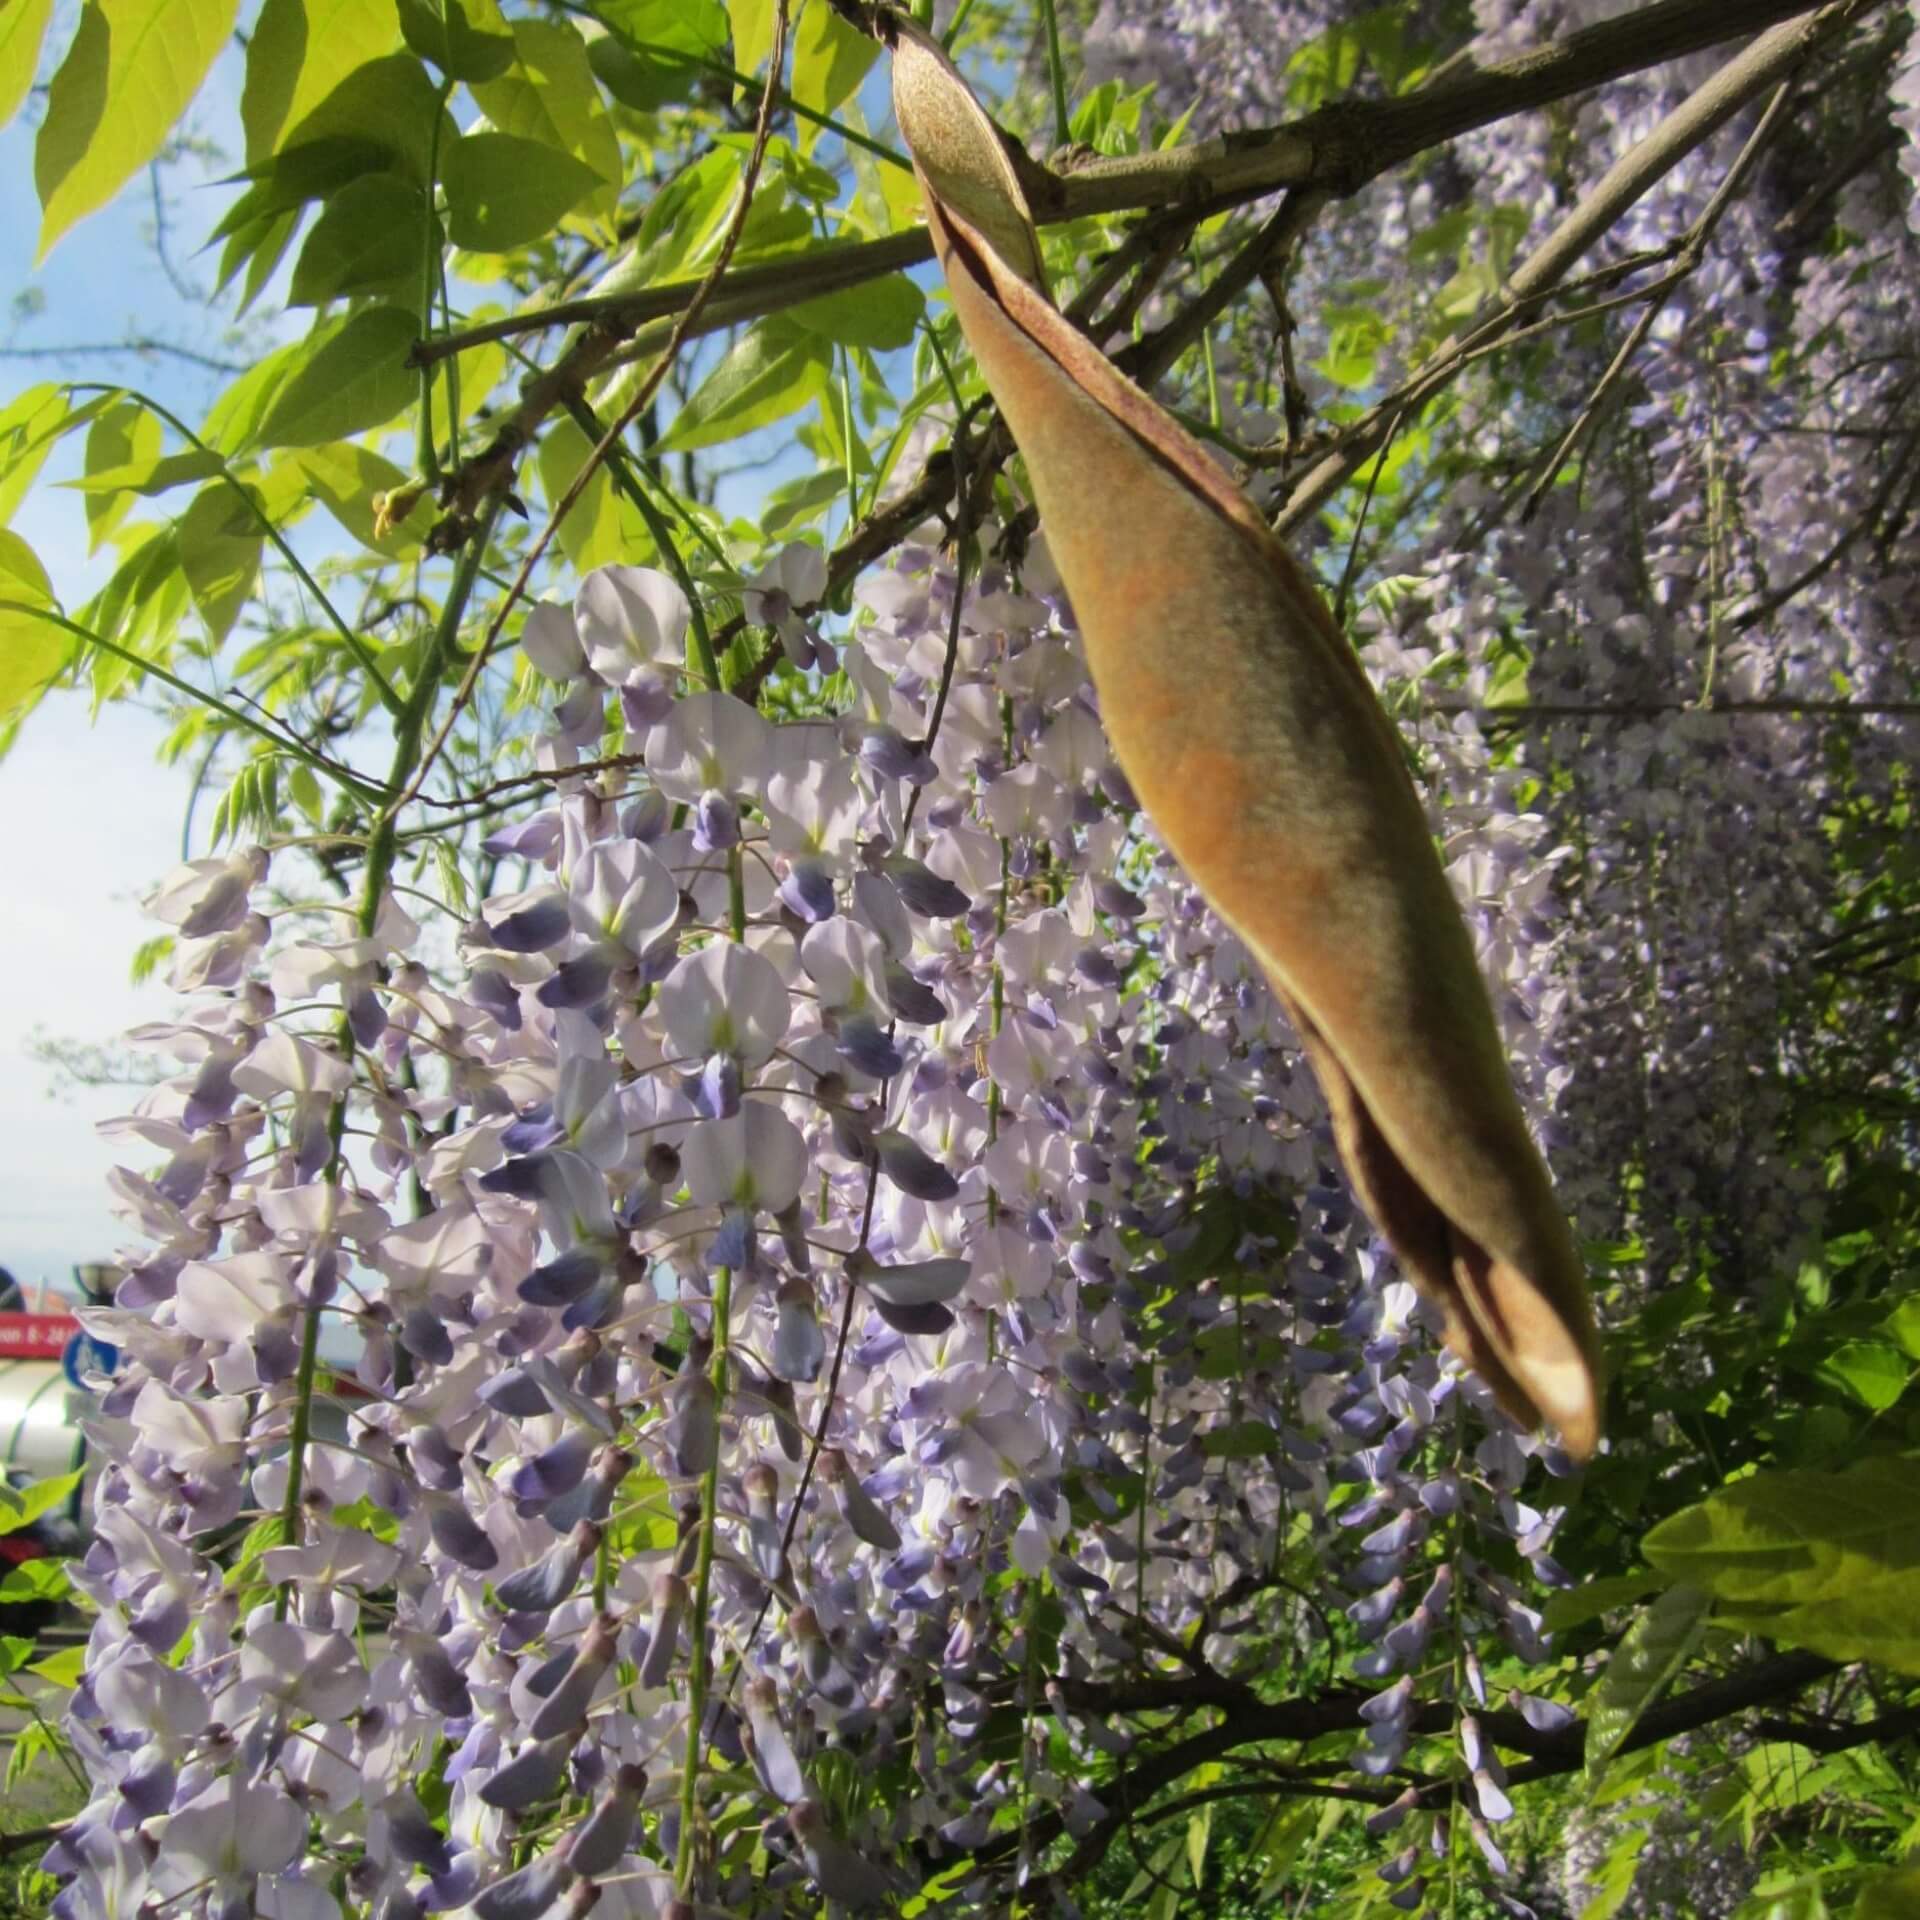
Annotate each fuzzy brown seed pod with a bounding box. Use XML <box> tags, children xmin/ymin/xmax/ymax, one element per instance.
<box><xmin>887</xmin><ymin>15</ymin><xmax>1602</xmax><ymax>1458</ymax></box>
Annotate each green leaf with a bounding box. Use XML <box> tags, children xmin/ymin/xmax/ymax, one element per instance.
<box><xmin>1718</xmin><ymin>1569</ymin><xmax>1920</xmax><ymax>1676</ymax></box>
<box><xmin>535</xmin><ymin>413</ymin><xmax>653</xmax><ymax>573</ymax></box>
<box><xmin>77</xmin><ymin>523</ymin><xmax>189</xmax><ymax>702</ymax></box>
<box><xmin>254</xmin><ymin>306</ymin><xmax>420</xmax><ymax>450</ymax></box>
<box><xmin>1642</xmin><ymin>1454</ymin><xmax>1920</xmax><ymax>1609</ymax></box>
<box><xmin>81</xmin><ymin>401</ymin><xmax>163</xmax><ymax>555</ymax></box>
<box><xmin>658</xmin><ymin>317</ymin><xmax>827</xmax><ymax>454</ymax></box>
<box><xmin>0</xmin><ymin>1557</ymin><xmax>71</xmax><ymax>1604</ymax></box>
<box><xmin>209</xmin><ymin>135</ymin><xmax>389</xmax><ymax>245</ymax></box>
<box><xmin>790</xmin><ymin>0</ymin><xmax>876</xmax><ymax>127</ymax></box>
<box><xmin>70</xmin><ymin>448</ymin><xmax>227</xmax><ymax>498</ymax></box>
<box><xmin>726</xmin><ymin>0</ymin><xmax>774</xmax><ymax>80</ymax></box>
<box><xmin>27</xmin><ymin>1644</ymin><xmax>86</xmax><ymax>1687</ymax></box>
<box><xmin>1584</xmin><ymin>1581</ymin><xmax>1711</xmax><ymax>1783</ymax></box>
<box><xmin>1542</xmin><ymin>1570</ymin><xmax>1672</xmax><ymax>1633</ymax></box>
<box><xmin>396</xmin><ymin>0</ymin><xmax>512</xmax><ymax>82</ymax></box>
<box><xmin>0</xmin><ymin>527</ymin><xmax>53</xmax><ymax>602</ymax></box>
<box><xmin>279</xmin><ymin>52</ymin><xmax>453</xmax><ymax>185</ymax></box>
<box><xmin>470</xmin><ymin>18</ymin><xmax>620</xmax><ymax>215</ymax></box>
<box><xmin>788</xmin><ymin>272</ymin><xmax>924</xmax><ymax>350</ymax></box>
<box><xmin>1730</xmin><ymin>1873</ymin><xmax>1833</xmax><ymax>1920</ymax></box>
<box><xmin>1185</xmin><ymin>1803</ymin><xmax>1211</xmax><ymax>1888</ymax></box>
<box><xmin>0</xmin><ymin>597</ymin><xmax>72</xmax><ymax>719</ymax></box>
<box><xmin>0</xmin><ymin>0</ymin><xmax>54</xmax><ymax>129</ymax></box>
<box><xmin>1816</xmin><ymin>1339</ymin><xmax>1913</xmax><ymax>1412</ymax></box>
<box><xmin>290</xmin><ymin>173</ymin><xmax>431</xmax><ymax>306</ymax></box>
<box><xmin>241</xmin><ymin>0</ymin><xmax>403</xmax><ymax>164</ymax></box>
<box><xmin>1855</xmin><ymin>1866</ymin><xmax>1920</xmax><ymax>1919</ymax></box>
<box><xmin>0</xmin><ymin>1469</ymin><xmax>83</xmax><ymax>1537</ymax></box>
<box><xmin>290</xmin><ymin>441</ymin><xmax>435</xmax><ymax>554</ymax></box>
<box><xmin>590</xmin><ymin>0</ymin><xmax>727</xmax><ymax>110</ymax></box>
<box><xmin>0</xmin><ymin>385</ymin><xmax>82</xmax><ymax>526</ymax></box>
<box><xmin>176</xmin><ymin>483</ymin><xmax>264</xmax><ymax>643</ymax></box>
<box><xmin>202</xmin><ymin>334</ymin><xmax>313</xmax><ymax>455</ymax></box>
<box><xmin>34</xmin><ymin>0</ymin><xmax>241</xmax><ymax>256</ymax></box>
<box><xmin>624</xmin><ymin>147</ymin><xmax>741</xmax><ymax>285</ymax></box>
<box><xmin>1881</xmin><ymin>1294</ymin><xmax>1920</xmax><ymax>1361</ymax></box>
<box><xmin>0</xmin><ymin>529</ymin><xmax>67</xmax><ymax>721</ymax></box>
<box><xmin>442</xmin><ymin>130</ymin><xmax>602</xmax><ymax>252</ymax></box>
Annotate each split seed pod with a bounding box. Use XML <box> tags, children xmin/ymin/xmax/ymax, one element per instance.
<box><xmin>888</xmin><ymin>17</ymin><xmax>1602</xmax><ymax>1457</ymax></box>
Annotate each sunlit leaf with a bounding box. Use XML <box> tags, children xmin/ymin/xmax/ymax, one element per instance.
<box><xmin>790</xmin><ymin>0</ymin><xmax>877</xmax><ymax>128</ymax></box>
<box><xmin>278</xmin><ymin>51</ymin><xmax>453</xmax><ymax>185</ymax></box>
<box><xmin>1642</xmin><ymin>1454</ymin><xmax>1920</xmax><ymax>1608</ymax></box>
<box><xmin>442</xmin><ymin>130</ymin><xmax>602</xmax><ymax>252</ymax></box>
<box><xmin>788</xmin><ymin>273</ymin><xmax>924</xmax><ymax>350</ymax></box>
<box><xmin>291</xmin><ymin>441</ymin><xmax>434</xmax><ymax>555</ymax></box>
<box><xmin>0</xmin><ymin>1469</ymin><xmax>83</xmax><ymax>1536</ymax></box>
<box><xmin>591</xmin><ymin>0</ymin><xmax>727</xmax><ymax>111</ymax></box>
<box><xmin>396</xmin><ymin>0</ymin><xmax>513</xmax><ymax>83</ymax></box>
<box><xmin>0</xmin><ymin>589</ymin><xmax>70</xmax><ymax>720</ymax></box>
<box><xmin>34</xmin><ymin>0</ymin><xmax>241</xmax><ymax>257</ymax></box>
<box><xmin>254</xmin><ymin>305</ymin><xmax>421</xmax><ymax>450</ymax></box>
<box><xmin>470</xmin><ymin>17</ymin><xmax>620</xmax><ymax>220</ymax></box>
<box><xmin>726</xmin><ymin>0</ymin><xmax>774</xmax><ymax>82</ymax></box>
<box><xmin>535</xmin><ymin>414</ymin><xmax>654</xmax><ymax>573</ymax></box>
<box><xmin>176</xmin><ymin>483</ymin><xmax>265</xmax><ymax>643</ymax></box>
<box><xmin>241</xmin><ymin>0</ymin><xmax>403</xmax><ymax>163</ymax></box>
<box><xmin>0</xmin><ymin>528</ymin><xmax>54</xmax><ymax>604</ymax></box>
<box><xmin>0</xmin><ymin>0</ymin><xmax>54</xmax><ymax>128</ymax></box>
<box><xmin>657</xmin><ymin>317</ymin><xmax>828</xmax><ymax>453</ymax></box>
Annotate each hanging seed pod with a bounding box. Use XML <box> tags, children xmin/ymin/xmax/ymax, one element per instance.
<box><xmin>887</xmin><ymin>16</ymin><xmax>1601</xmax><ymax>1457</ymax></box>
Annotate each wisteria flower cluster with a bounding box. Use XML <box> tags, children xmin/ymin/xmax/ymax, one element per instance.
<box><xmin>56</xmin><ymin>520</ymin><xmax>1586</xmax><ymax>1920</ymax></box>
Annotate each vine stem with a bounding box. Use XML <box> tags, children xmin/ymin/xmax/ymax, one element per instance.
<box><xmin>271</xmin><ymin>498</ymin><xmax>503</xmax><ymax>1618</ymax></box>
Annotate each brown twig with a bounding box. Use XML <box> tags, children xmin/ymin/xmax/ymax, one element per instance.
<box><xmin>1275</xmin><ymin>2</ymin><xmax>1875</xmax><ymax>536</ymax></box>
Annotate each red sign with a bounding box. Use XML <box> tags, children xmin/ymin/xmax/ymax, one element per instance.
<box><xmin>0</xmin><ymin>1313</ymin><xmax>81</xmax><ymax>1360</ymax></box>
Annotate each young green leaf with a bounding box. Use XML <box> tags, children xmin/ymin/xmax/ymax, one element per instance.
<box><xmin>289</xmin><ymin>173</ymin><xmax>431</xmax><ymax>307</ymax></box>
<box><xmin>0</xmin><ymin>1469</ymin><xmax>83</xmax><ymax>1536</ymax></box>
<box><xmin>176</xmin><ymin>483</ymin><xmax>266</xmax><ymax>643</ymax></box>
<box><xmin>442</xmin><ymin>130</ymin><xmax>603</xmax><ymax>252</ymax></box>
<box><xmin>657</xmin><ymin>318</ymin><xmax>829</xmax><ymax>454</ymax></box>
<box><xmin>471</xmin><ymin>18</ymin><xmax>621</xmax><ymax>213</ymax></box>
<box><xmin>34</xmin><ymin>0</ymin><xmax>242</xmax><ymax>257</ymax></box>
<box><xmin>253</xmin><ymin>305</ymin><xmax>421</xmax><ymax>450</ymax></box>
<box><xmin>396</xmin><ymin>0</ymin><xmax>513</xmax><ymax>82</ymax></box>
<box><xmin>0</xmin><ymin>0</ymin><xmax>55</xmax><ymax>137</ymax></box>
<box><xmin>240</xmin><ymin>0</ymin><xmax>404</xmax><ymax>164</ymax></box>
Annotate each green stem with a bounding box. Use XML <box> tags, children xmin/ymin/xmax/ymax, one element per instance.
<box><xmin>1</xmin><ymin>600</ymin><xmax>388</xmax><ymax>805</ymax></box>
<box><xmin>1038</xmin><ymin>0</ymin><xmax>1072</xmax><ymax>149</ymax></box>
<box><xmin>67</xmin><ymin>384</ymin><xmax>404</xmax><ymax>715</ymax></box>
<box><xmin>418</xmin><ymin>81</ymin><xmax>455</xmax><ymax>484</ymax></box>
<box><xmin>272</xmin><ymin>502</ymin><xmax>502</xmax><ymax>1619</ymax></box>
